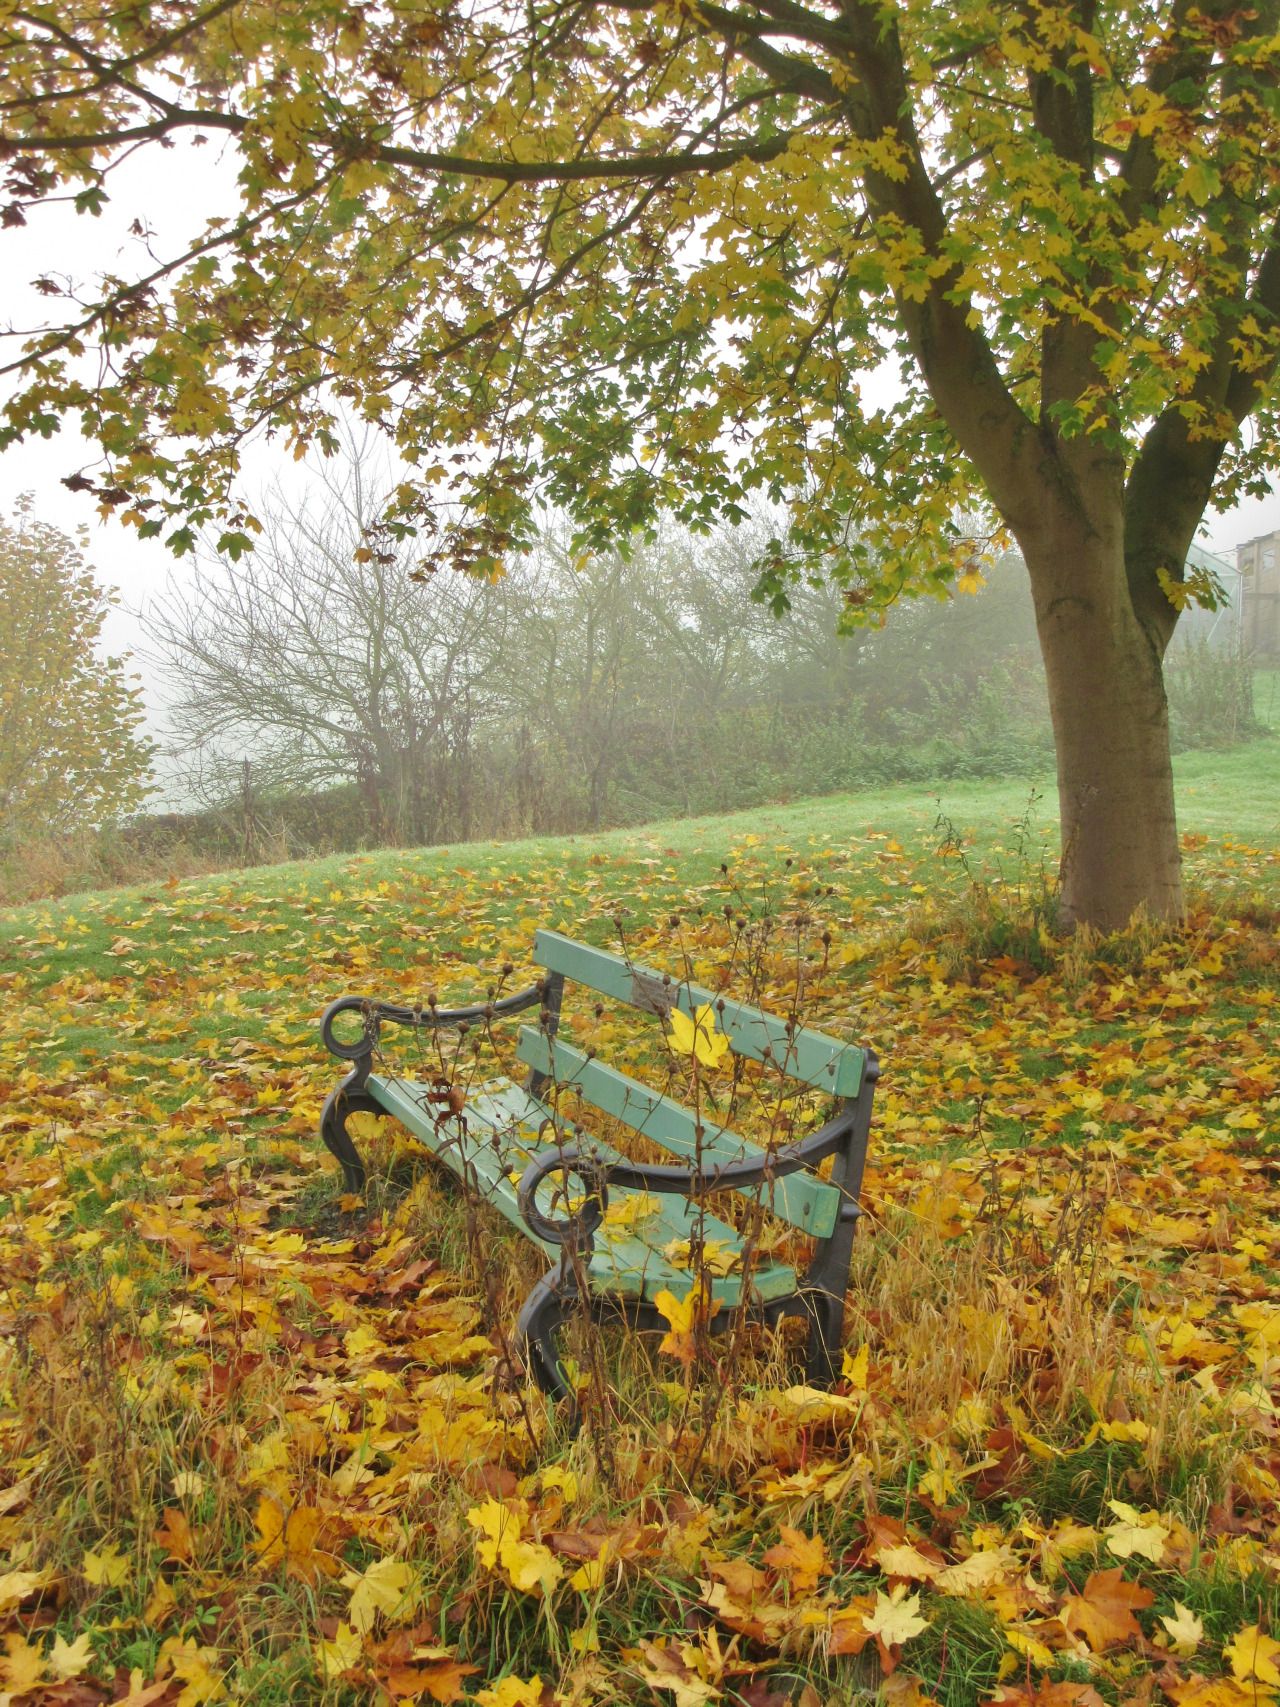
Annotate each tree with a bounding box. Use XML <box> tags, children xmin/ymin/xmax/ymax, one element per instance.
<box><xmin>145</xmin><ymin>465</ymin><xmax>508</xmax><ymax>844</ymax></box>
<box><xmin>3</xmin><ymin>1</ymin><xmax>1278</xmax><ymax>925</ymax></box>
<box><xmin>503</xmin><ymin>529</ymin><xmax>650</xmax><ymax>831</ymax></box>
<box><xmin>0</xmin><ymin>500</ymin><xmax>152</xmax><ymax>836</ymax></box>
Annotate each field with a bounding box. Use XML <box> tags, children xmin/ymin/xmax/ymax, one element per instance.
<box><xmin>1</xmin><ymin>742</ymin><xmax>1277</xmax><ymax>1706</ymax></box>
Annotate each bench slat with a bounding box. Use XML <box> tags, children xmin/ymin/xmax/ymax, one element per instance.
<box><xmin>516</xmin><ymin>1030</ymin><xmax>841</xmax><ymax>1238</ymax></box>
<box><xmin>364</xmin><ymin>1074</ymin><xmax>798</xmax><ymax>1305</ymax></box>
<box><xmin>534</xmin><ymin>930</ymin><xmax>864</xmax><ymax>1098</ymax></box>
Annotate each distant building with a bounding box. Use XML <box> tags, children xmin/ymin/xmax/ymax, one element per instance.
<box><xmin>1236</xmin><ymin>531</ymin><xmax>1280</xmax><ymax>660</ymax></box>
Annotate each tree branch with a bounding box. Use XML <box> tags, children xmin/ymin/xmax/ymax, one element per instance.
<box><xmin>1124</xmin><ymin>220</ymin><xmax>1280</xmax><ymax>653</ymax></box>
<box><xmin>4</xmin><ymin>97</ymin><xmax>807</xmax><ymax>184</ymax></box>
<box><xmin>838</xmin><ymin>0</ymin><xmax>1038</xmax><ymax>529</ymax></box>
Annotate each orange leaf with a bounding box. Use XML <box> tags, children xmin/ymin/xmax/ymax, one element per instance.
<box><xmin>1059</xmin><ymin>1567</ymin><xmax>1154</xmax><ymax>1651</ymax></box>
<box><xmin>155</xmin><ymin>1508</ymin><xmax>195</xmax><ymax>1563</ymax></box>
<box><xmin>762</xmin><ymin>1526</ymin><xmax>831</xmax><ymax>1594</ymax></box>
<box><xmin>991</xmin><ymin>1683</ymin><xmax>1106</xmax><ymax>1707</ymax></box>
<box><xmin>383</xmin><ymin>1659</ymin><xmax>479</xmax><ymax>1702</ymax></box>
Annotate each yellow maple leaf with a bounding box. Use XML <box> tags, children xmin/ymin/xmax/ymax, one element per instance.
<box><xmin>144</xmin><ymin>1573</ymin><xmax>178</xmax><ymax>1628</ymax></box>
<box><xmin>83</xmin><ymin>1543</ymin><xmax>131</xmax><ymax>1588</ymax></box>
<box><xmin>762</xmin><ymin>1525</ymin><xmax>831</xmax><ymax>1593</ymax></box>
<box><xmin>917</xmin><ymin>1443</ymin><xmax>961</xmax><ymax>1505</ymax></box>
<box><xmin>49</xmin><ymin>1631</ymin><xmax>94</xmax><ymax>1680</ymax></box>
<box><xmin>668</xmin><ymin>1003</ymin><xmax>731</xmax><ymax>1069</ymax></box>
<box><xmin>468</xmin><ymin>1497</ymin><xmax>516</xmax><ymax>1573</ymax></box>
<box><xmin>539</xmin><ymin>1466</ymin><xmax>578</xmax><ymax>1503</ymax></box>
<box><xmin>842</xmin><ymin>1343</ymin><xmax>870</xmax><ymax>1390</ymax></box>
<box><xmin>1104</xmin><ymin>1500</ymin><xmax>1169</xmax><ymax>1563</ymax></box>
<box><xmin>1226</xmin><ymin>1624</ymin><xmax>1280</xmax><ymax>1687</ymax></box>
<box><xmin>603</xmin><ymin>1191</ymin><xmax>663</xmax><ymax>1229</ymax></box>
<box><xmin>936</xmin><ymin>1546</ymin><xmax>1016</xmax><ymax>1595</ymax></box>
<box><xmin>654</xmin><ymin>1283</ymin><xmax>720</xmax><ymax>1367</ymax></box>
<box><xmin>862</xmin><ymin>1586</ymin><xmax>930</xmax><ymax>1651</ymax></box>
<box><xmin>661</xmin><ymin>1236</ymin><xmax>740</xmax><ymax>1275</ymax></box>
<box><xmin>1</xmin><ymin>1632</ymin><xmax>47</xmax><ymax>1693</ymax></box>
<box><xmin>874</xmin><ymin>1543</ymin><xmax>940</xmax><ymax>1582</ymax></box>
<box><xmin>1160</xmin><ymin>1602</ymin><xmax>1204</xmax><ymax>1655</ymax></box>
<box><xmin>252</xmin><ymin>1498</ymin><xmax>337</xmax><ymax>1583</ymax></box>
<box><xmin>475</xmin><ymin>1673</ymin><xmax>546</xmax><ymax>1705</ymax></box>
<box><xmin>1004</xmin><ymin>1627</ymin><xmax>1056</xmax><ymax>1670</ymax></box>
<box><xmin>466</xmin><ymin>1499</ymin><xmax>562</xmax><ymax>1597</ymax></box>
<box><xmin>344</xmin><ymin>1556</ymin><xmax>415</xmax><ymax>1634</ymax></box>
<box><xmin>314</xmin><ymin>1620</ymin><xmax>363</xmax><ymax>1678</ymax></box>
<box><xmin>0</xmin><ymin>1567</ymin><xmax>58</xmax><ymax>1613</ymax></box>
<box><xmin>159</xmin><ymin>1635</ymin><xmax>225</xmax><ymax>1704</ymax></box>
<box><xmin>502</xmin><ymin>1535</ymin><xmax>563</xmax><ymax>1597</ymax></box>
<box><xmin>775</xmin><ymin>1384</ymin><xmax>860</xmax><ymax>1423</ymax></box>
<box><xmin>570</xmin><ymin>1557</ymin><xmax>605</xmax><ymax>1593</ymax></box>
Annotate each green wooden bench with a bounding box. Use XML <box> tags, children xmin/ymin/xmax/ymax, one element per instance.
<box><xmin>318</xmin><ymin>929</ymin><xmax>878</xmax><ymax>1405</ymax></box>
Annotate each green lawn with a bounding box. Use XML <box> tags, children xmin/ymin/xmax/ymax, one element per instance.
<box><xmin>0</xmin><ymin>736</ymin><xmax>1277</xmax><ymax>1706</ymax></box>
<box><xmin>4</xmin><ymin>735</ymin><xmax>1276</xmax><ymax>945</ymax></box>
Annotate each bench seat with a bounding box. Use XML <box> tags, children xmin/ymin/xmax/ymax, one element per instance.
<box><xmin>367</xmin><ymin>1072</ymin><xmax>800</xmax><ymax>1307</ymax></box>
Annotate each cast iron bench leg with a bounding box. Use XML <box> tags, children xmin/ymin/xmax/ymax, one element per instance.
<box><xmin>802</xmin><ymin>1205</ymin><xmax>861</xmax><ymax>1384</ymax></box>
<box><xmin>319</xmin><ymin>1073</ymin><xmax>375</xmax><ymax>1193</ymax></box>
<box><xmin>517</xmin><ymin>1266</ymin><xmax>580</xmax><ymax>1405</ymax></box>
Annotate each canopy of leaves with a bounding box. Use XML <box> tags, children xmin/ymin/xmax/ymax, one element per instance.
<box><xmin>2</xmin><ymin>1</ymin><xmax>1278</xmax><ymax>609</ymax></box>
<box><xmin>0</xmin><ymin>502</ymin><xmax>153</xmax><ymax>835</ymax></box>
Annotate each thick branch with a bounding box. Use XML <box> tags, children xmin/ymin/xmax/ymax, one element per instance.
<box><xmin>1115</xmin><ymin>0</ymin><xmax>1222</xmax><ymax>232</ymax></box>
<box><xmin>839</xmin><ymin>1</ymin><xmax>1038</xmax><ymax>528</ymax></box>
<box><xmin>1027</xmin><ymin>0</ymin><xmax>1110</xmax><ymax>424</ymax></box>
<box><xmin>1125</xmin><ymin>225</ymin><xmax>1280</xmax><ymax>653</ymax></box>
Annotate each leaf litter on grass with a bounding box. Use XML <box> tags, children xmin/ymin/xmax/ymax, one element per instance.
<box><xmin>0</xmin><ymin>820</ymin><xmax>1276</xmax><ymax>1705</ymax></box>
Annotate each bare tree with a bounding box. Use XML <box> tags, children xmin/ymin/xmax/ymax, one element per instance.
<box><xmin>502</xmin><ymin>526</ymin><xmax>648</xmax><ymax>831</ymax></box>
<box><xmin>145</xmin><ymin>461</ymin><xmax>509</xmax><ymax>845</ymax></box>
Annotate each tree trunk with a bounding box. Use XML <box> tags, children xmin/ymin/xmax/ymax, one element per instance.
<box><xmin>1023</xmin><ymin>526</ymin><xmax>1183</xmax><ymax>932</ymax></box>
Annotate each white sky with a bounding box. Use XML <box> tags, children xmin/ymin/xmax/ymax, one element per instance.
<box><xmin>2</xmin><ymin>141</ymin><xmax>1277</xmax><ymax>800</ymax></box>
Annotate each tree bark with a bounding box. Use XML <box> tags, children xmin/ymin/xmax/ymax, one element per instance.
<box><xmin>1021</xmin><ymin>524</ymin><xmax>1183</xmax><ymax>931</ymax></box>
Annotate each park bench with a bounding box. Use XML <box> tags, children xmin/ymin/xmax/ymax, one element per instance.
<box><xmin>318</xmin><ymin>929</ymin><xmax>878</xmax><ymax>1405</ymax></box>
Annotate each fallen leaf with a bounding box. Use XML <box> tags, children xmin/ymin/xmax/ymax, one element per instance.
<box><xmin>82</xmin><ymin>1544</ymin><xmax>130</xmax><ymax>1588</ymax></box>
<box><xmin>863</xmin><ymin>1586</ymin><xmax>930</xmax><ymax>1671</ymax></box>
<box><xmin>1</xmin><ymin>1632</ymin><xmax>47</xmax><ymax>1693</ymax></box>
<box><xmin>49</xmin><ymin>1631</ymin><xmax>95</xmax><ymax>1680</ymax></box>
<box><xmin>1060</xmin><ymin>1567</ymin><xmax>1154</xmax><ymax>1652</ymax></box>
<box><xmin>1225</xmin><ymin>1624</ymin><xmax>1280</xmax><ymax>1688</ymax></box>
<box><xmin>1159</xmin><ymin>1604</ymin><xmax>1204</xmax><ymax>1656</ymax></box>
<box><xmin>762</xmin><ymin>1526</ymin><xmax>831</xmax><ymax>1593</ymax></box>
<box><xmin>315</xmin><ymin>1621</ymin><xmax>364</xmax><ymax>1678</ymax></box>
<box><xmin>345</xmin><ymin>1556</ymin><xmax>416</xmax><ymax>1634</ymax></box>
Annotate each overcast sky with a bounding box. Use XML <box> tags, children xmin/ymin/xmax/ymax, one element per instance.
<box><xmin>3</xmin><ymin>140</ymin><xmax>1278</xmax><ymax>796</ymax></box>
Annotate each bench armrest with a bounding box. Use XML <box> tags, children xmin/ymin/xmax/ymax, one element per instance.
<box><xmin>588</xmin><ymin>1106</ymin><xmax>857</xmax><ymax>1198</ymax></box>
<box><xmin>321</xmin><ymin>983</ymin><xmax>545</xmax><ymax>1062</ymax></box>
<box><xmin>516</xmin><ymin>1146</ymin><xmax>610</xmax><ymax>1253</ymax></box>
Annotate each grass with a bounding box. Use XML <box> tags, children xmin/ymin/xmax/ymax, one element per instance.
<box><xmin>0</xmin><ymin>741</ymin><xmax>1277</xmax><ymax>1704</ymax></box>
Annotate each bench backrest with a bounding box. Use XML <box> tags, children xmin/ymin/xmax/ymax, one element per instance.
<box><xmin>533</xmin><ymin>930</ymin><xmax>865</xmax><ymax>1097</ymax></box>
<box><xmin>523</xmin><ymin>930</ymin><xmax>865</xmax><ymax>1237</ymax></box>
